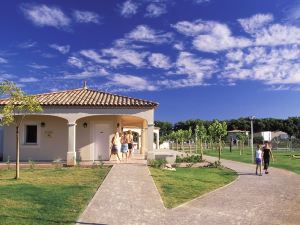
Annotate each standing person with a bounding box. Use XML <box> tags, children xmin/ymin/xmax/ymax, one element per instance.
<box><xmin>110</xmin><ymin>132</ymin><xmax>121</xmax><ymax>161</ymax></box>
<box><xmin>262</xmin><ymin>141</ymin><xmax>274</xmax><ymax>174</ymax></box>
<box><xmin>255</xmin><ymin>144</ymin><xmax>263</xmax><ymax>176</ymax></box>
<box><xmin>121</xmin><ymin>131</ymin><xmax>129</xmax><ymax>162</ymax></box>
<box><xmin>127</xmin><ymin>130</ymin><xmax>134</xmax><ymax>158</ymax></box>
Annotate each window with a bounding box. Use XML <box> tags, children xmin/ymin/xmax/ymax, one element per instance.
<box><xmin>25</xmin><ymin>125</ymin><xmax>37</xmax><ymax>144</ymax></box>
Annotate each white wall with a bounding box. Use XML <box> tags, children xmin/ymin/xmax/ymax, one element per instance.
<box><xmin>3</xmin><ymin>115</ymin><xmax>68</xmax><ymax>161</ymax></box>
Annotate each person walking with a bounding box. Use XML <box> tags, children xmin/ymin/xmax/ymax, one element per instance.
<box><xmin>262</xmin><ymin>141</ymin><xmax>274</xmax><ymax>174</ymax></box>
<box><xmin>255</xmin><ymin>144</ymin><xmax>263</xmax><ymax>176</ymax></box>
<box><xmin>121</xmin><ymin>131</ymin><xmax>129</xmax><ymax>162</ymax></box>
<box><xmin>127</xmin><ymin>130</ymin><xmax>134</xmax><ymax>158</ymax></box>
<box><xmin>110</xmin><ymin>131</ymin><xmax>121</xmax><ymax>161</ymax></box>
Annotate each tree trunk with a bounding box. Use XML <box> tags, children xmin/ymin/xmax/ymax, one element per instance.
<box><xmin>218</xmin><ymin>137</ymin><xmax>221</xmax><ymax>161</ymax></box>
<box><xmin>239</xmin><ymin>142</ymin><xmax>242</xmax><ymax>155</ymax></box>
<box><xmin>15</xmin><ymin>126</ymin><xmax>20</xmax><ymax>179</ymax></box>
<box><xmin>189</xmin><ymin>141</ymin><xmax>191</xmax><ymax>154</ymax></box>
<box><xmin>200</xmin><ymin>139</ymin><xmax>203</xmax><ymax>160</ymax></box>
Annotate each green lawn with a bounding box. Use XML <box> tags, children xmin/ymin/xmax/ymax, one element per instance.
<box><xmin>150</xmin><ymin>167</ymin><xmax>237</xmax><ymax>208</ymax></box>
<box><xmin>0</xmin><ymin>166</ymin><xmax>111</xmax><ymax>225</ymax></box>
<box><xmin>204</xmin><ymin>148</ymin><xmax>300</xmax><ymax>174</ymax></box>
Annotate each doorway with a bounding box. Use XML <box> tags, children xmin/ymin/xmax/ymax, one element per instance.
<box><xmin>94</xmin><ymin>123</ymin><xmax>112</xmax><ymax>161</ymax></box>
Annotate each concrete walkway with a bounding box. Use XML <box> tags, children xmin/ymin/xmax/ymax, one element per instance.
<box><xmin>76</xmin><ymin>156</ymin><xmax>300</xmax><ymax>225</ymax></box>
<box><xmin>76</xmin><ymin>163</ymin><xmax>166</xmax><ymax>225</ymax></box>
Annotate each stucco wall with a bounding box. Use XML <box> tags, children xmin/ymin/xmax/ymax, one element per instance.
<box><xmin>76</xmin><ymin>116</ymin><xmax>117</xmax><ymax>161</ymax></box>
<box><xmin>2</xmin><ymin>107</ymin><xmax>155</xmax><ymax>162</ymax></box>
<box><xmin>3</xmin><ymin>115</ymin><xmax>68</xmax><ymax>161</ymax></box>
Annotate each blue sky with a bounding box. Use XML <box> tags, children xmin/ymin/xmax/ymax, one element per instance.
<box><xmin>1</xmin><ymin>0</ymin><xmax>300</xmax><ymax>122</ymax></box>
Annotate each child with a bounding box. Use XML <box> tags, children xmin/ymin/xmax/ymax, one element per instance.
<box><xmin>255</xmin><ymin>144</ymin><xmax>263</xmax><ymax>176</ymax></box>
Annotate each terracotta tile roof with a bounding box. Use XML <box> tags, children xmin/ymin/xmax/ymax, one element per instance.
<box><xmin>0</xmin><ymin>88</ymin><xmax>158</xmax><ymax>108</ymax></box>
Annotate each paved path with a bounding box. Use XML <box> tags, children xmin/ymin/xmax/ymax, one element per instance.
<box><xmin>76</xmin><ymin>157</ymin><xmax>300</xmax><ymax>225</ymax></box>
<box><xmin>76</xmin><ymin>163</ymin><xmax>166</xmax><ymax>225</ymax></box>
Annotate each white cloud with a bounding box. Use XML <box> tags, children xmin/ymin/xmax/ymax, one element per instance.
<box><xmin>192</xmin><ymin>22</ymin><xmax>252</xmax><ymax>52</ymax></box>
<box><xmin>102</xmin><ymin>48</ymin><xmax>147</xmax><ymax>68</ymax></box>
<box><xmin>175</xmin><ymin>52</ymin><xmax>217</xmax><ymax>83</ymax></box>
<box><xmin>120</xmin><ymin>0</ymin><xmax>138</xmax><ymax>18</ymax></box>
<box><xmin>172</xmin><ymin>19</ymin><xmax>213</xmax><ymax>36</ymax></box>
<box><xmin>173</xmin><ymin>20</ymin><xmax>251</xmax><ymax>52</ymax></box>
<box><xmin>0</xmin><ymin>57</ymin><xmax>8</xmax><ymax>64</ymax></box>
<box><xmin>0</xmin><ymin>73</ymin><xmax>15</xmax><ymax>81</ymax></box>
<box><xmin>63</xmin><ymin>64</ymin><xmax>108</xmax><ymax>79</ymax></box>
<box><xmin>126</xmin><ymin>25</ymin><xmax>172</xmax><ymax>44</ymax></box>
<box><xmin>21</xmin><ymin>4</ymin><xmax>70</xmax><ymax>29</ymax></box>
<box><xmin>148</xmin><ymin>53</ymin><xmax>171</xmax><ymax>69</ymax></box>
<box><xmin>67</xmin><ymin>57</ymin><xmax>84</xmax><ymax>68</ymax></box>
<box><xmin>73</xmin><ymin>10</ymin><xmax>100</xmax><ymax>24</ymax></box>
<box><xmin>285</xmin><ymin>3</ymin><xmax>300</xmax><ymax>22</ymax></box>
<box><xmin>238</xmin><ymin>13</ymin><xmax>273</xmax><ymax>34</ymax></box>
<box><xmin>49</xmin><ymin>44</ymin><xmax>70</xmax><ymax>54</ymax></box>
<box><xmin>223</xmin><ymin>46</ymin><xmax>300</xmax><ymax>85</ymax></box>
<box><xmin>41</xmin><ymin>53</ymin><xmax>56</xmax><ymax>58</ymax></box>
<box><xmin>159</xmin><ymin>51</ymin><xmax>217</xmax><ymax>88</ymax></box>
<box><xmin>80</xmin><ymin>50</ymin><xmax>108</xmax><ymax>64</ymax></box>
<box><xmin>19</xmin><ymin>77</ymin><xmax>39</xmax><ymax>83</ymax></box>
<box><xmin>63</xmin><ymin>71</ymin><xmax>98</xmax><ymax>79</ymax></box>
<box><xmin>194</xmin><ymin>0</ymin><xmax>210</xmax><ymax>4</ymax></box>
<box><xmin>109</xmin><ymin>74</ymin><xmax>156</xmax><ymax>91</ymax></box>
<box><xmin>27</xmin><ymin>63</ymin><xmax>48</xmax><ymax>69</ymax></box>
<box><xmin>225</xmin><ymin>49</ymin><xmax>244</xmax><ymax>61</ymax></box>
<box><xmin>18</xmin><ymin>41</ymin><xmax>37</xmax><ymax>49</ymax></box>
<box><xmin>255</xmin><ymin>24</ymin><xmax>300</xmax><ymax>46</ymax></box>
<box><xmin>145</xmin><ymin>3</ymin><xmax>167</xmax><ymax>18</ymax></box>
<box><xmin>173</xmin><ymin>42</ymin><xmax>184</xmax><ymax>50</ymax></box>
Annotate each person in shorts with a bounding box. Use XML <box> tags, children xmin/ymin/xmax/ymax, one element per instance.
<box><xmin>127</xmin><ymin>130</ymin><xmax>134</xmax><ymax>158</ymax></box>
<box><xmin>255</xmin><ymin>144</ymin><xmax>263</xmax><ymax>176</ymax></box>
<box><xmin>262</xmin><ymin>141</ymin><xmax>274</xmax><ymax>174</ymax></box>
<box><xmin>121</xmin><ymin>131</ymin><xmax>129</xmax><ymax>161</ymax></box>
<box><xmin>110</xmin><ymin>131</ymin><xmax>121</xmax><ymax>161</ymax></box>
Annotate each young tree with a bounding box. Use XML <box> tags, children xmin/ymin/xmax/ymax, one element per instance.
<box><xmin>209</xmin><ymin>120</ymin><xmax>227</xmax><ymax>161</ymax></box>
<box><xmin>0</xmin><ymin>81</ymin><xmax>42</xmax><ymax>179</ymax></box>
<box><xmin>237</xmin><ymin>133</ymin><xmax>247</xmax><ymax>155</ymax></box>
<box><xmin>168</xmin><ymin>131</ymin><xmax>179</xmax><ymax>150</ymax></box>
<box><xmin>195</xmin><ymin>124</ymin><xmax>207</xmax><ymax>160</ymax></box>
<box><xmin>176</xmin><ymin>129</ymin><xmax>185</xmax><ymax>151</ymax></box>
<box><xmin>185</xmin><ymin>127</ymin><xmax>193</xmax><ymax>153</ymax></box>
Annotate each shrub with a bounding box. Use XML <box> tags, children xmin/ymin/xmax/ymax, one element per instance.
<box><xmin>206</xmin><ymin>160</ymin><xmax>224</xmax><ymax>168</ymax></box>
<box><xmin>175</xmin><ymin>155</ymin><xmax>203</xmax><ymax>163</ymax></box>
<box><xmin>6</xmin><ymin>156</ymin><xmax>10</xmax><ymax>170</ymax></box>
<box><xmin>148</xmin><ymin>159</ymin><xmax>167</xmax><ymax>169</ymax></box>
<box><xmin>98</xmin><ymin>155</ymin><xmax>104</xmax><ymax>168</ymax></box>
<box><xmin>28</xmin><ymin>160</ymin><xmax>36</xmax><ymax>170</ymax></box>
<box><xmin>52</xmin><ymin>158</ymin><xmax>63</xmax><ymax>169</ymax></box>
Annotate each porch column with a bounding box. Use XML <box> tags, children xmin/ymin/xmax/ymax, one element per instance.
<box><xmin>156</xmin><ymin>131</ymin><xmax>160</xmax><ymax>149</ymax></box>
<box><xmin>138</xmin><ymin>134</ymin><xmax>141</xmax><ymax>150</ymax></box>
<box><xmin>140</xmin><ymin>128</ymin><xmax>146</xmax><ymax>154</ymax></box>
<box><xmin>67</xmin><ymin>122</ymin><xmax>76</xmax><ymax>166</ymax></box>
<box><xmin>147</xmin><ymin>124</ymin><xmax>154</xmax><ymax>153</ymax></box>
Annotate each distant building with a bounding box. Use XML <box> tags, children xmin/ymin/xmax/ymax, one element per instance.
<box><xmin>227</xmin><ymin>130</ymin><xmax>249</xmax><ymax>141</ymax></box>
<box><xmin>254</xmin><ymin>131</ymin><xmax>289</xmax><ymax>142</ymax></box>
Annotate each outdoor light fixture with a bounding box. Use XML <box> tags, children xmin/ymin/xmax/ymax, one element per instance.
<box><xmin>249</xmin><ymin>116</ymin><xmax>256</xmax><ymax>164</ymax></box>
<box><xmin>41</xmin><ymin>122</ymin><xmax>46</xmax><ymax>127</ymax></box>
<box><xmin>83</xmin><ymin>122</ymin><xmax>88</xmax><ymax>128</ymax></box>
